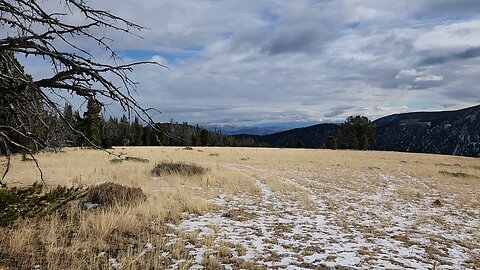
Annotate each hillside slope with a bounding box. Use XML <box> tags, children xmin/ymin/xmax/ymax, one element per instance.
<box><xmin>372</xmin><ymin>105</ymin><xmax>480</xmax><ymax>157</ymax></box>
<box><xmin>260</xmin><ymin>123</ymin><xmax>339</xmax><ymax>148</ymax></box>
<box><xmin>248</xmin><ymin>105</ymin><xmax>480</xmax><ymax>157</ymax></box>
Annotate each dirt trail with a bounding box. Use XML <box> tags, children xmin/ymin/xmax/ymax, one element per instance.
<box><xmin>170</xmin><ymin>163</ymin><xmax>479</xmax><ymax>269</ymax></box>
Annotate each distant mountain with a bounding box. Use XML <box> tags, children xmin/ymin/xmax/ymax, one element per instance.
<box><xmin>206</xmin><ymin>121</ymin><xmax>323</xmax><ymax>136</ymax></box>
<box><xmin>259</xmin><ymin>124</ymin><xmax>339</xmax><ymax>148</ymax></box>
<box><xmin>241</xmin><ymin>105</ymin><xmax>480</xmax><ymax>157</ymax></box>
<box><xmin>372</xmin><ymin>105</ymin><xmax>480</xmax><ymax>157</ymax></box>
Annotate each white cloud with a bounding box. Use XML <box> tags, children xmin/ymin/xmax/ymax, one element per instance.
<box><xmin>415</xmin><ymin>75</ymin><xmax>444</xmax><ymax>82</ymax></box>
<box><xmin>395</xmin><ymin>69</ymin><xmax>426</xmax><ymax>79</ymax></box>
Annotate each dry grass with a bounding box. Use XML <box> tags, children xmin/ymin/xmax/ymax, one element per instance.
<box><xmin>0</xmin><ymin>146</ymin><xmax>479</xmax><ymax>269</ymax></box>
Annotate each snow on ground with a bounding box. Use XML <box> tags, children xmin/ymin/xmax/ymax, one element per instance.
<box><xmin>168</xmin><ymin>164</ymin><xmax>479</xmax><ymax>269</ymax></box>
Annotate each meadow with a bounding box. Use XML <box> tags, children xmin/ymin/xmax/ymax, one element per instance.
<box><xmin>1</xmin><ymin>147</ymin><xmax>479</xmax><ymax>269</ymax></box>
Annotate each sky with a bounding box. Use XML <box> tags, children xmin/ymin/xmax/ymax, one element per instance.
<box><xmin>17</xmin><ymin>0</ymin><xmax>480</xmax><ymax>126</ymax></box>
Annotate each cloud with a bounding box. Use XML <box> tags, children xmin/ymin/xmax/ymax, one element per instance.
<box><xmin>414</xmin><ymin>75</ymin><xmax>444</xmax><ymax>82</ymax></box>
<box><xmin>395</xmin><ymin>69</ymin><xmax>426</xmax><ymax>79</ymax></box>
<box><xmin>16</xmin><ymin>0</ymin><xmax>480</xmax><ymax>126</ymax></box>
<box><xmin>324</xmin><ymin>106</ymin><xmax>355</xmax><ymax>118</ymax></box>
<box><xmin>419</xmin><ymin>46</ymin><xmax>480</xmax><ymax>66</ymax></box>
<box><xmin>420</xmin><ymin>0</ymin><xmax>480</xmax><ymax>15</ymax></box>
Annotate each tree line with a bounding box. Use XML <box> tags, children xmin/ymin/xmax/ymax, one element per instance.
<box><xmin>59</xmin><ymin>101</ymin><xmax>266</xmax><ymax>149</ymax></box>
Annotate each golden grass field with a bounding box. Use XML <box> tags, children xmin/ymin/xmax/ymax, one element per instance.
<box><xmin>1</xmin><ymin>147</ymin><xmax>479</xmax><ymax>269</ymax></box>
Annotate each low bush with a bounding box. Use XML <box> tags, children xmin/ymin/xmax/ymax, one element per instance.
<box><xmin>0</xmin><ymin>183</ymin><xmax>85</xmax><ymax>227</ymax></box>
<box><xmin>85</xmin><ymin>182</ymin><xmax>146</xmax><ymax>206</ymax></box>
<box><xmin>151</xmin><ymin>161</ymin><xmax>207</xmax><ymax>176</ymax></box>
<box><xmin>125</xmin><ymin>156</ymin><xmax>149</xmax><ymax>163</ymax></box>
<box><xmin>439</xmin><ymin>170</ymin><xmax>477</xmax><ymax>178</ymax></box>
<box><xmin>109</xmin><ymin>156</ymin><xmax>149</xmax><ymax>163</ymax></box>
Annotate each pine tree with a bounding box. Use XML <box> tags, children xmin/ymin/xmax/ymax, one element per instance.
<box><xmin>339</xmin><ymin>116</ymin><xmax>376</xmax><ymax>150</ymax></box>
<box><xmin>83</xmin><ymin>99</ymin><xmax>102</xmax><ymax>146</ymax></box>
<box><xmin>200</xmin><ymin>129</ymin><xmax>210</xmax><ymax>146</ymax></box>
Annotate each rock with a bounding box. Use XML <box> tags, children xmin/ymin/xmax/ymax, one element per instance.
<box><xmin>83</xmin><ymin>202</ymin><xmax>99</xmax><ymax>209</ymax></box>
<box><xmin>432</xmin><ymin>199</ymin><xmax>443</xmax><ymax>207</ymax></box>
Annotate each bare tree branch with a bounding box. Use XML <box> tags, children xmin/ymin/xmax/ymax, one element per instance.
<box><xmin>0</xmin><ymin>0</ymin><xmax>168</xmax><ymax>184</ymax></box>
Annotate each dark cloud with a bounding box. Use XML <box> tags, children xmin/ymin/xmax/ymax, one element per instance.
<box><xmin>419</xmin><ymin>46</ymin><xmax>480</xmax><ymax>66</ymax></box>
<box><xmin>421</xmin><ymin>0</ymin><xmax>480</xmax><ymax>15</ymax></box>
<box><xmin>266</xmin><ymin>31</ymin><xmax>319</xmax><ymax>55</ymax></box>
<box><xmin>324</xmin><ymin>105</ymin><xmax>354</xmax><ymax>118</ymax></box>
<box><xmin>455</xmin><ymin>46</ymin><xmax>480</xmax><ymax>59</ymax></box>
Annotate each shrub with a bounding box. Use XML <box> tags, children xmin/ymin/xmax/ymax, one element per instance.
<box><xmin>439</xmin><ymin>171</ymin><xmax>477</xmax><ymax>178</ymax></box>
<box><xmin>125</xmin><ymin>156</ymin><xmax>149</xmax><ymax>163</ymax></box>
<box><xmin>151</xmin><ymin>161</ymin><xmax>207</xmax><ymax>176</ymax></box>
<box><xmin>109</xmin><ymin>156</ymin><xmax>149</xmax><ymax>163</ymax></box>
<box><xmin>0</xmin><ymin>183</ymin><xmax>85</xmax><ymax>227</ymax></box>
<box><xmin>325</xmin><ymin>136</ymin><xmax>338</xmax><ymax>150</ymax></box>
<box><xmin>85</xmin><ymin>182</ymin><xmax>146</xmax><ymax>206</ymax></box>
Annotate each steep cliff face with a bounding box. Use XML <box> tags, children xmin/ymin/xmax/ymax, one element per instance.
<box><xmin>372</xmin><ymin>105</ymin><xmax>480</xmax><ymax>157</ymax></box>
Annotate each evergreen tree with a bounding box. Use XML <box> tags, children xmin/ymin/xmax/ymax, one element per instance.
<box><xmin>200</xmin><ymin>129</ymin><xmax>210</xmax><ymax>146</ymax></box>
<box><xmin>325</xmin><ymin>136</ymin><xmax>338</xmax><ymax>149</ymax></box>
<box><xmin>339</xmin><ymin>116</ymin><xmax>376</xmax><ymax>150</ymax></box>
<box><xmin>191</xmin><ymin>133</ymin><xmax>198</xmax><ymax>146</ymax></box>
<box><xmin>62</xmin><ymin>103</ymin><xmax>76</xmax><ymax>145</ymax></box>
<box><xmin>297</xmin><ymin>140</ymin><xmax>305</xmax><ymax>148</ymax></box>
<box><xmin>131</xmin><ymin>117</ymin><xmax>144</xmax><ymax>146</ymax></box>
<box><xmin>119</xmin><ymin>115</ymin><xmax>130</xmax><ymax>146</ymax></box>
<box><xmin>83</xmin><ymin>99</ymin><xmax>102</xmax><ymax>146</ymax></box>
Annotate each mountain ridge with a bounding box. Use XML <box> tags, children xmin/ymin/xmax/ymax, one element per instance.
<box><xmin>238</xmin><ymin>104</ymin><xmax>480</xmax><ymax>157</ymax></box>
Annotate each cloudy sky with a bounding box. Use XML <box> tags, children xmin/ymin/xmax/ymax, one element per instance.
<box><xmin>21</xmin><ymin>0</ymin><xmax>480</xmax><ymax>126</ymax></box>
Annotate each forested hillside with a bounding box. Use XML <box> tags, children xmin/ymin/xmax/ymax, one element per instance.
<box><xmin>372</xmin><ymin>105</ymin><xmax>480</xmax><ymax>157</ymax></box>
<box><xmin>242</xmin><ymin>105</ymin><xmax>480</xmax><ymax>157</ymax></box>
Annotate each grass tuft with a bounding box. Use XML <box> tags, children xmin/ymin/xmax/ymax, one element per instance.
<box><xmin>151</xmin><ymin>161</ymin><xmax>207</xmax><ymax>176</ymax></box>
<box><xmin>85</xmin><ymin>182</ymin><xmax>146</xmax><ymax>206</ymax></box>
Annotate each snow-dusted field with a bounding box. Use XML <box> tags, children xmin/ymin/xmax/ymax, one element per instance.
<box><xmin>3</xmin><ymin>147</ymin><xmax>479</xmax><ymax>269</ymax></box>
<box><xmin>169</xmin><ymin>162</ymin><xmax>479</xmax><ymax>269</ymax></box>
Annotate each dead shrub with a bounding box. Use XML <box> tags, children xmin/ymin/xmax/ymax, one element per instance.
<box><xmin>151</xmin><ymin>162</ymin><xmax>207</xmax><ymax>177</ymax></box>
<box><xmin>209</xmin><ymin>153</ymin><xmax>219</xmax><ymax>156</ymax></box>
<box><xmin>183</xmin><ymin>147</ymin><xmax>193</xmax><ymax>150</ymax></box>
<box><xmin>85</xmin><ymin>182</ymin><xmax>146</xmax><ymax>206</ymax></box>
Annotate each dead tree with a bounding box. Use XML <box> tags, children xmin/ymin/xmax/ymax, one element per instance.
<box><xmin>0</xmin><ymin>0</ymin><xmax>165</xmax><ymax>184</ymax></box>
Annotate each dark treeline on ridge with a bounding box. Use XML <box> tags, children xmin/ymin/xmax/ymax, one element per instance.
<box><xmin>60</xmin><ymin>101</ymin><xmax>266</xmax><ymax>149</ymax></box>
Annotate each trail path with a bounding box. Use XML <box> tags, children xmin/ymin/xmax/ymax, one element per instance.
<box><xmin>171</xmin><ymin>163</ymin><xmax>479</xmax><ymax>269</ymax></box>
